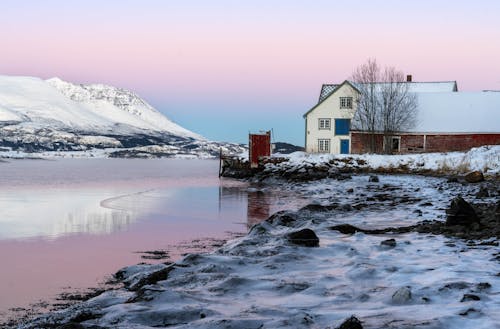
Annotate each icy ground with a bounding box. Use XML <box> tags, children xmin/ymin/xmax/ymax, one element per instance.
<box><xmin>18</xmin><ymin>174</ymin><xmax>499</xmax><ymax>329</ymax></box>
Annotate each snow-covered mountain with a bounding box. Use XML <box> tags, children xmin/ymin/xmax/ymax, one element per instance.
<box><xmin>0</xmin><ymin>75</ymin><xmax>243</xmax><ymax>158</ymax></box>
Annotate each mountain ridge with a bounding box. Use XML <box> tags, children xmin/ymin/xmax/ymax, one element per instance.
<box><xmin>0</xmin><ymin>75</ymin><xmax>243</xmax><ymax>158</ymax></box>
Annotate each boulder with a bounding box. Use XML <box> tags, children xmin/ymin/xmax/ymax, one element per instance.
<box><xmin>330</xmin><ymin>224</ymin><xmax>362</xmax><ymax>234</ymax></box>
<box><xmin>464</xmin><ymin>171</ymin><xmax>484</xmax><ymax>183</ymax></box>
<box><xmin>336</xmin><ymin>316</ymin><xmax>363</xmax><ymax>329</ymax></box>
<box><xmin>392</xmin><ymin>286</ymin><xmax>412</xmax><ymax>304</ymax></box>
<box><xmin>445</xmin><ymin>196</ymin><xmax>479</xmax><ymax>226</ymax></box>
<box><xmin>380</xmin><ymin>238</ymin><xmax>397</xmax><ymax>248</ymax></box>
<box><xmin>368</xmin><ymin>175</ymin><xmax>379</xmax><ymax>182</ymax></box>
<box><xmin>286</xmin><ymin>228</ymin><xmax>319</xmax><ymax>247</ymax></box>
<box><xmin>461</xmin><ymin>294</ymin><xmax>480</xmax><ymax>302</ymax></box>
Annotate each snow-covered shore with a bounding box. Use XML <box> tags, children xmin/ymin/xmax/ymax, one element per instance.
<box><xmin>16</xmin><ymin>160</ymin><xmax>499</xmax><ymax>328</ymax></box>
<box><xmin>242</xmin><ymin>145</ymin><xmax>500</xmax><ymax>181</ymax></box>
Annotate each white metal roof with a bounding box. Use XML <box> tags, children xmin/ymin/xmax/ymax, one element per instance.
<box><xmin>319</xmin><ymin>81</ymin><xmax>457</xmax><ymax>103</ymax></box>
<box><xmin>413</xmin><ymin>92</ymin><xmax>500</xmax><ymax>133</ymax></box>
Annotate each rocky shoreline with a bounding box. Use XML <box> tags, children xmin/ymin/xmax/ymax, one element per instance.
<box><xmin>13</xmin><ymin>166</ymin><xmax>499</xmax><ymax>328</ymax></box>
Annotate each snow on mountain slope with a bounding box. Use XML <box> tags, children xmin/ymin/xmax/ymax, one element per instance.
<box><xmin>0</xmin><ymin>75</ymin><xmax>201</xmax><ymax>139</ymax></box>
<box><xmin>46</xmin><ymin>77</ymin><xmax>202</xmax><ymax>139</ymax></box>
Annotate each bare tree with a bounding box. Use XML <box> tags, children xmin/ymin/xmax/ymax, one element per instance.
<box><xmin>351</xmin><ymin>59</ymin><xmax>417</xmax><ymax>154</ymax></box>
<box><xmin>350</xmin><ymin>58</ymin><xmax>380</xmax><ymax>152</ymax></box>
<box><xmin>380</xmin><ymin>67</ymin><xmax>418</xmax><ymax>153</ymax></box>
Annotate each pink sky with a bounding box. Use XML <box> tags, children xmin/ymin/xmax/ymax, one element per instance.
<box><xmin>1</xmin><ymin>0</ymin><xmax>499</xmax><ymax>144</ymax></box>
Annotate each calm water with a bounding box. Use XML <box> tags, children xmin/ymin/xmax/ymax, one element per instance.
<box><xmin>0</xmin><ymin>158</ymin><xmax>302</xmax><ymax>320</ymax></box>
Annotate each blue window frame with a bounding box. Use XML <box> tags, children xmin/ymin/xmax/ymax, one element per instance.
<box><xmin>335</xmin><ymin>119</ymin><xmax>350</xmax><ymax>135</ymax></box>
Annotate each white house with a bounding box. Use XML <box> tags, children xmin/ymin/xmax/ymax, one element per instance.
<box><xmin>303</xmin><ymin>80</ymin><xmax>360</xmax><ymax>154</ymax></box>
<box><xmin>303</xmin><ymin>78</ymin><xmax>459</xmax><ymax>154</ymax></box>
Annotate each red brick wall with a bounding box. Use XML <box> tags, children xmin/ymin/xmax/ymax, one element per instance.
<box><xmin>424</xmin><ymin>134</ymin><xmax>500</xmax><ymax>153</ymax></box>
<box><xmin>351</xmin><ymin>132</ymin><xmax>500</xmax><ymax>154</ymax></box>
<box><xmin>351</xmin><ymin>132</ymin><xmax>384</xmax><ymax>153</ymax></box>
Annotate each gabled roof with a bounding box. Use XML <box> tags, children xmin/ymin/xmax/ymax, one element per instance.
<box><xmin>304</xmin><ymin>80</ymin><xmax>360</xmax><ymax>118</ymax></box>
<box><xmin>318</xmin><ymin>84</ymin><xmax>338</xmax><ymax>102</ymax></box>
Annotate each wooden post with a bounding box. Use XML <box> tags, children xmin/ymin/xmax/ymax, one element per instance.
<box><xmin>218</xmin><ymin>148</ymin><xmax>223</xmax><ymax>178</ymax></box>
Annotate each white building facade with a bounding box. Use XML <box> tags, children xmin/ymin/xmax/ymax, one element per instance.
<box><xmin>303</xmin><ymin>81</ymin><xmax>359</xmax><ymax>154</ymax></box>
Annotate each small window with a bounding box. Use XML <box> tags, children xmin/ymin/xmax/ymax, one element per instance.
<box><xmin>340</xmin><ymin>97</ymin><xmax>353</xmax><ymax>109</ymax></box>
<box><xmin>335</xmin><ymin>119</ymin><xmax>350</xmax><ymax>135</ymax></box>
<box><xmin>318</xmin><ymin>139</ymin><xmax>330</xmax><ymax>153</ymax></box>
<box><xmin>318</xmin><ymin>118</ymin><xmax>331</xmax><ymax>130</ymax></box>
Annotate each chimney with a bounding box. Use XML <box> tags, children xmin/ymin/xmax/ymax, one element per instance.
<box><xmin>406</xmin><ymin>75</ymin><xmax>412</xmax><ymax>82</ymax></box>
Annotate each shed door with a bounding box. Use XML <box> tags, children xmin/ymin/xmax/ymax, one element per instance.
<box><xmin>340</xmin><ymin>139</ymin><xmax>349</xmax><ymax>154</ymax></box>
<box><xmin>249</xmin><ymin>133</ymin><xmax>271</xmax><ymax>168</ymax></box>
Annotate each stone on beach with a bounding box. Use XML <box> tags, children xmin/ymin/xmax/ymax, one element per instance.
<box><xmin>392</xmin><ymin>286</ymin><xmax>412</xmax><ymax>304</ymax></box>
<box><xmin>286</xmin><ymin>228</ymin><xmax>319</xmax><ymax>247</ymax></box>
<box><xmin>336</xmin><ymin>315</ymin><xmax>363</xmax><ymax>329</ymax></box>
<box><xmin>464</xmin><ymin>171</ymin><xmax>484</xmax><ymax>183</ymax></box>
<box><xmin>445</xmin><ymin>196</ymin><xmax>479</xmax><ymax>226</ymax></box>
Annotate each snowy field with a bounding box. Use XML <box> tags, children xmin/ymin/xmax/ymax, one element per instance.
<box><xmin>18</xmin><ymin>167</ymin><xmax>499</xmax><ymax>328</ymax></box>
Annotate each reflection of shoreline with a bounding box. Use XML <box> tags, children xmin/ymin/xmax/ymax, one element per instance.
<box><xmin>0</xmin><ymin>189</ymin><xmax>137</xmax><ymax>241</ymax></box>
<box><xmin>247</xmin><ymin>190</ymin><xmax>271</xmax><ymax>228</ymax></box>
<box><xmin>219</xmin><ymin>184</ymin><xmax>305</xmax><ymax>230</ymax></box>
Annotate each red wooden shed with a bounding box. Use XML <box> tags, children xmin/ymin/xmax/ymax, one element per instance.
<box><xmin>249</xmin><ymin>131</ymin><xmax>271</xmax><ymax>168</ymax></box>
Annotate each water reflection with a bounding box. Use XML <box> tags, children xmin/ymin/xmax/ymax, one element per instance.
<box><xmin>0</xmin><ymin>189</ymin><xmax>135</xmax><ymax>240</ymax></box>
<box><xmin>218</xmin><ymin>184</ymin><xmax>302</xmax><ymax>230</ymax></box>
<box><xmin>247</xmin><ymin>191</ymin><xmax>271</xmax><ymax>228</ymax></box>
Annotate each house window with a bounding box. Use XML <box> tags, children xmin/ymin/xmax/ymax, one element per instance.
<box><xmin>334</xmin><ymin>119</ymin><xmax>350</xmax><ymax>135</ymax></box>
<box><xmin>318</xmin><ymin>118</ymin><xmax>331</xmax><ymax>130</ymax></box>
<box><xmin>318</xmin><ymin>139</ymin><xmax>330</xmax><ymax>153</ymax></box>
<box><xmin>340</xmin><ymin>97</ymin><xmax>353</xmax><ymax>109</ymax></box>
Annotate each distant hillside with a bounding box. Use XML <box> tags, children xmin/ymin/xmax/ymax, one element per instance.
<box><xmin>0</xmin><ymin>75</ymin><xmax>244</xmax><ymax>158</ymax></box>
<box><xmin>273</xmin><ymin>142</ymin><xmax>304</xmax><ymax>154</ymax></box>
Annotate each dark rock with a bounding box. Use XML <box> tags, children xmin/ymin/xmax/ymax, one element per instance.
<box><xmin>476</xmin><ymin>282</ymin><xmax>491</xmax><ymax>290</ymax></box>
<box><xmin>330</xmin><ymin>224</ymin><xmax>362</xmax><ymax>234</ymax></box>
<box><xmin>336</xmin><ymin>316</ymin><xmax>363</xmax><ymax>329</ymax></box>
<box><xmin>440</xmin><ymin>282</ymin><xmax>470</xmax><ymax>291</ymax></box>
<box><xmin>461</xmin><ymin>294</ymin><xmax>480</xmax><ymax>302</ymax></box>
<box><xmin>128</xmin><ymin>266</ymin><xmax>175</xmax><ymax>291</ymax></box>
<box><xmin>266</xmin><ymin>211</ymin><xmax>296</xmax><ymax>226</ymax></box>
<box><xmin>347</xmin><ymin>188</ymin><xmax>354</xmax><ymax>193</ymax></box>
<box><xmin>368</xmin><ymin>175</ymin><xmax>379</xmax><ymax>182</ymax></box>
<box><xmin>286</xmin><ymin>229</ymin><xmax>319</xmax><ymax>247</ymax></box>
<box><xmin>464</xmin><ymin>171</ymin><xmax>484</xmax><ymax>183</ymax></box>
<box><xmin>300</xmin><ymin>203</ymin><xmax>337</xmax><ymax>212</ymax></box>
<box><xmin>445</xmin><ymin>197</ymin><xmax>479</xmax><ymax>226</ymax></box>
<box><xmin>476</xmin><ymin>186</ymin><xmax>490</xmax><ymax>198</ymax></box>
<box><xmin>459</xmin><ymin>308</ymin><xmax>480</xmax><ymax>316</ymax></box>
<box><xmin>447</xmin><ymin>176</ymin><xmax>459</xmax><ymax>183</ymax></box>
<box><xmin>380</xmin><ymin>238</ymin><xmax>397</xmax><ymax>248</ymax></box>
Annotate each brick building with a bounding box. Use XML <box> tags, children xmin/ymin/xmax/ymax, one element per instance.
<box><xmin>351</xmin><ymin>91</ymin><xmax>500</xmax><ymax>154</ymax></box>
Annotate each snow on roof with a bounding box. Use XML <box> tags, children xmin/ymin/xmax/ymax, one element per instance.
<box><xmin>318</xmin><ymin>81</ymin><xmax>457</xmax><ymax>104</ymax></box>
<box><xmin>407</xmin><ymin>81</ymin><xmax>458</xmax><ymax>92</ymax></box>
<box><xmin>318</xmin><ymin>84</ymin><xmax>338</xmax><ymax>102</ymax></box>
<box><xmin>414</xmin><ymin>92</ymin><xmax>500</xmax><ymax>133</ymax></box>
